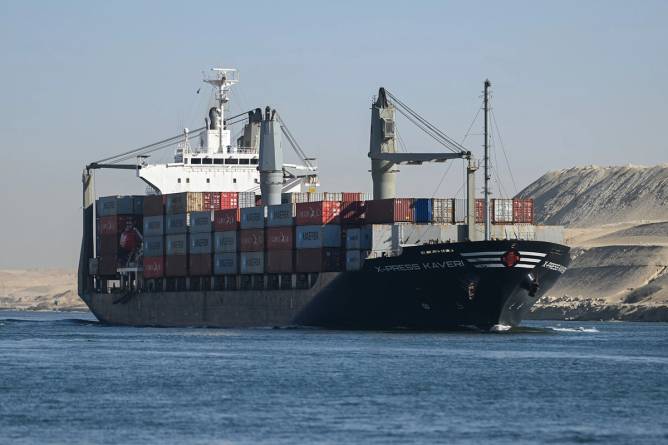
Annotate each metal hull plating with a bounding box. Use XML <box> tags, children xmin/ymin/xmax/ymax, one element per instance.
<box><xmin>79</xmin><ymin>240</ymin><xmax>569</xmax><ymax>330</ymax></box>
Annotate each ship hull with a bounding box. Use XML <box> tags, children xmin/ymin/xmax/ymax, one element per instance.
<box><xmin>79</xmin><ymin>240</ymin><xmax>569</xmax><ymax>330</ymax></box>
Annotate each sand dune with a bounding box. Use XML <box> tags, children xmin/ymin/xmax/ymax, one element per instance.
<box><xmin>0</xmin><ymin>269</ymin><xmax>86</xmax><ymax>311</ymax></box>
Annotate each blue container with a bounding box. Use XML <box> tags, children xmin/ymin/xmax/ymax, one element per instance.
<box><xmin>116</xmin><ymin>196</ymin><xmax>144</xmax><ymax>215</ymax></box>
<box><xmin>413</xmin><ymin>198</ymin><xmax>433</xmax><ymax>223</ymax></box>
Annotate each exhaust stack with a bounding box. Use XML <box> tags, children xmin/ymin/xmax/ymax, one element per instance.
<box><xmin>259</xmin><ymin>106</ymin><xmax>283</xmax><ymax>206</ymax></box>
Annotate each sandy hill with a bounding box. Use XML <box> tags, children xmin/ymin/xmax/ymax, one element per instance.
<box><xmin>517</xmin><ymin>164</ymin><xmax>668</xmax><ymax>227</ymax></box>
<box><xmin>0</xmin><ymin>269</ymin><xmax>85</xmax><ymax>311</ymax></box>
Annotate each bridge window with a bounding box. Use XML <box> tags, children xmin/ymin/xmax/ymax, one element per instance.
<box><xmin>206</xmin><ymin>178</ymin><xmax>210</xmax><ymax>183</ymax></box>
<box><xmin>203</xmin><ymin>158</ymin><xmax>212</xmax><ymax>165</ymax></box>
<box><xmin>251</xmin><ymin>158</ymin><xmax>258</xmax><ymax>164</ymax></box>
<box><xmin>239</xmin><ymin>158</ymin><xmax>250</xmax><ymax>165</ymax></box>
<box><xmin>233</xmin><ymin>178</ymin><xmax>237</xmax><ymax>183</ymax></box>
<box><xmin>191</xmin><ymin>158</ymin><xmax>202</xmax><ymax>165</ymax></box>
<box><xmin>178</xmin><ymin>178</ymin><xmax>181</xmax><ymax>183</ymax></box>
<box><xmin>214</xmin><ymin>158</ymin><xmax>224</xmax><ymax>164</ymax></box>
<box><xmin>225</xmin><ymin>158</ymin><xmax>238</xmax><ymax>165</ymax></box>
<box><xmin>186</xmin><ymin>178</ymin><xmax>190</xmax><ymax>183</ymax></box>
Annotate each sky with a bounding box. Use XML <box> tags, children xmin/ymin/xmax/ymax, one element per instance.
<box><xmin>0</xmin><ymin>0</ymin><xmax>666</xmax><ymax>268</ymax></box>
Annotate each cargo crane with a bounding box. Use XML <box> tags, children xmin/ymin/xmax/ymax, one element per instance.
<box><xmin>369</xmin><ymin>87</ymin><xmax>480</xmax><ymax>241</ymax></box>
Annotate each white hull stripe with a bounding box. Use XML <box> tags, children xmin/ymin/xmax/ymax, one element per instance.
<box><xmin>461</xmin><ymin>251</ymin><xmax>547</xmax><ymax>258</ymax></box>
<box><xmin>461</xmin><ymin>252</ymin><xmax>505</xmax><ymax>257</ymax></box>
<box><xmin>473</xmin><ymin>263</ymin><xmax>536</xmax><ymax>269</ymax></box>
<box><xmin>466</xmin><ymin>257</ymin><xmax>541</xmax><ymax>263</ymax></box>
<box><xmin>518</xmin><ymin>251</ymin><xmax>547</xmax><ymax>257</ymax></box>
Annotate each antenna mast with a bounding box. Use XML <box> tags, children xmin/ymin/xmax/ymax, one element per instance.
<box><xmin>483</xmin><ymin>79</ymin><xmax>491</xmax><ymax>241</ymax></box>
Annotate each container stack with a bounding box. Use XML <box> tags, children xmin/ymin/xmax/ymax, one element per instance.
<box><xmin>142</xmin><ymin>195</ymin><xmax>165</xmax><ymax>279</ymax></box>
<box><xmin>295</xmin><ymin>201</ymin><xmax>343</xmax><ymax>272</ymax></box>
<box><xmin>239</xmin><ymin>207</ymin><xmax>266</xmax><ymax>274</ymax></box>
<box><xmin>266</xmin><ymin>203</ymin><xmax>295</xmax><ymax>273</ymax></box>
<box><xmin>96</xmin><ymin>195</ymin><xmax>144</xmax><ymax>276</ymax></box>
<box><xmin>213</xmin><ymin>208</ymin><xmax>239</xmax><ymax>275</ymax></box>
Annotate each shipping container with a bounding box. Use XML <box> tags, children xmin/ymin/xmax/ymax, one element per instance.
<box><xmin>358</xmin><ymin>224</ymin><xmax>394</xmax><ymax>251</ymax></box>
<box><xmin>295</xmin><ymin>248</ymin><xmax>343</xmax><ymax>272</ymax></box>
<box><xmin>96</xmin><ymin>196</ymin><xmax>118</xmax><ymax>217</ymax></box>
<box><xmin>345</xmin><ymin>250</ymin><xmax>362</xmax><ymax>271</ymax></box>
<box><xmin>345</xmin><ymin>227</ymin><xmax>362</xmax><ymax>249</ymax></box>
<box><xmin>412</xmin><ymin>198</ymin><xmax>433</xmax><ymax>223</ymax></box>
<box><xmin>295</xmin><ymin>225</ymin><xmax>342</xmax><ymax>249</ymax></box>
<box><xmin>238</xmin><ymin>191</ymin><xmax>256</xmax><ymax>208</ymax></box>
<box><xmin>341</xmin><ymin>201</ymin><xmax>366</xmax><ymax>225</ymax></box>
<box><xmin>454</xmin><ymin>198</ymin><xmax>466</xmax><ymax>223</ymax></box>
<box><xmin>365</xmin><ymin>198</ymin><xmax>414</xmax><ymax>224</ymax></box>
<box><xmin>165</xmin><ymin>234</ymin><xmax>188</xmax><ymax>256</ymax></box>
<box><xmin>143</xmin><ymin>195</ymin><xmax>164</xmax><ymax>216</ymax></box>
<box><xmin>266</xmin><ymin>227</ymin><xmax>294</xmax><ymax>251</ymax></box>
<box><xmin>295</xmin><ymin>201</ymin><xmax>341</xmax><ymax>225</ymax></box>
<box><xmin>342</xmin><ymin>192</ymin><xmax>363</xmax><ymax>202</ymax></box>
<box><xmin>281</xmin><ymin>192</ymin><xmax>309</xmax><ymax>204</ymax></box>
<box><xmin>165</xmin><ymin>255</ymin><xmax>188</xmax><ymax>277</ymax></box>
<box><xmin>240</xmin><ymin>206</ymin><xmax>266</xmax><ymax>229</ymax></box>
<box><xmin>213</xmin><ymin>208</ymin><xmax>240</xmax><ymax>231</ymax></box>
<box><xmin>476</xmin><ymin>199</ymin><xmax>485</xmax><ymax>223</ymax></box>
<box><xmin>117</xmin><ymin>196</ymin><xmax>144</xmax><ymax>215</ymax></box>
<box><xmin>213</xmin><ymin>253</ymin><xmax>238</xmax><ymax>275</ymax></box>
<box><xmin>266</xmin><ymin>250</ymin><xmax>294</xmax><ymax>273</ymax></box>
<box><xmin>512</xmin><ymin>198</ymin><xmax>534</xmax><ymax>224</ymax></box>
<box><xmin>143</xmin><ymin>256</ymin><xmax>164</xmax><ymax>278</ymax></box>
<box><xmin>267</xmin><ymin>203</ymin><xmax>295</xmax><ymax>227</ymax></box>
<box><xmin>492</xmin><ymin>199</ymin><xmax>513</xmax><ymax>224</ymax></box>
<box><xmin>165</xmin><ymin>213</ymin><xmax>187</xmax><ymax>234</ymax></box>
<box><xmin>189</xmin><ymin>254</ymin><xmax>212</xmax><ymax>276</ymax></box>
<box><xmin>214</xmin><ymin>230</ymin><xmax>237</xmax><ymax>253</ymax></box>
<box><xmin>202</xmin><ymin>192</ymin><xmax>221</xmax><ymax>210</ymax></box>
<box><xmin>239</xmin><ymin>229</ymin><xmax>265</xmax><ymax>252</ymax></box>
<box><xmin>396</xmin><ymin>223</ymin><xmax>459</xmax><ymax>245</ymax></box>
<box><xmin>143</xmin><ymin>215</ymin><xmax>164</xmax><ymax>237</ymax></box>
<box><xmin>534</xmin><ymin>225</ymin><xmax>564</xmax><ymax>244</ymax></box>
<box><xmin>189</xmin><ymin>210</ymin><xmax>213</xmax><ymax>233</ymax></box>
<box><xmin>97</xmin><ymin>255</ymin><xmax>118</xmax><ymax>276</ymax></box>
<box><xmin>219</xmin><ymin>192</ymin><xmax>239</xmax><ymax>210</ymax></box>
<box><xmin>98</xmin><ymin>235</ymin><xmax>119</xmax><ymax>256</ymax></box>
<box><xmin>165</xmin><ymin>192</ymin><xmax>205</xmax><ymax>214</ymax></box>
<box><xmin>240</xmin><ymin>251</ymin><xmax>264</xmax><ymax>274</ymax></box>
<box><xmin>432</xmin><ymin>198</ymin><xmax>454</xmax><ymax>224</ymax></box>
<box><xmin>491</xmin><ymin>223</ymin><xmax>536</xmax><ymax>241</ymax></box>
<box><xmin>323</xmin><ymin>192</ymin><xmax>343</xmax><ymax>202</ymax></box>
<box><xmin>307</xmin><ymin>192</ymin><xmax>325</xmax><ymax>202</ymax></box>
<box><xmin>143</xmin><ymin>236</ymin><xmax>164</xmax><ymax>257</ymax></box>
<box><xmin>190</xmin><ymin>232</ymin><xmax>212</xmax><ymax>254</ymax></box>
<box><xmin>98</xmin><ymin>215</ymin><xmax>142</xmax><ymax>236</ymax></box>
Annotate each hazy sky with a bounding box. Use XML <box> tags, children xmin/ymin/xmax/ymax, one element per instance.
<box><xmin>1</xmin><ymin>1</ymin><xmax>666</xmax><ymax>268</ymax></box>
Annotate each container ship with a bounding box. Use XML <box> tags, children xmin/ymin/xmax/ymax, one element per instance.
<box><xmin>78</xmin><ymin>68</ymin><xmax>570</xmax><ymax>330</ymax></box>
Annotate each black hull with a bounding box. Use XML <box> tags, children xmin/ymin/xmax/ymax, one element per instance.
<box><xmin>80</xmin><ymin>240</ymin><xmax>570</xmax><ymax>330</ymax></box>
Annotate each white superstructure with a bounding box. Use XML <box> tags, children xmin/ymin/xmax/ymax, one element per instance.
<box><xmin>139</xmin><ymin>67</ymin><xmax>317</xmax><ymax>195</ymax></box>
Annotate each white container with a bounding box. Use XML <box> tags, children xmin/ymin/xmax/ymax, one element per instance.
<box><xmin>432</xmin><ymin>198</ymin><xmax>454</xmax><ymax>224</ymax></box>
<box><xmin>189</xmin><ymin>210</ymin><xmax>212</xmax><ymax>233</ymax></box>
<box><xmin>358</xmin><ymin>224</ymin><xmax>393</xmax><ymax>251</ymax></box>
<box><xmin>165</xmin><ymin>234</ymin><xmax>188</xmax><ymax>256</ymax></box>
<box><xmin>214</xmin><ymin>231</ymin><xmax>237</xmax><ymax>253</ymax></box>
<box><xmin>238</xmin><ymin>192</ymin><xmax>256</xmax><ymax>208</ymax></box>
<box><xmin>346</xmin><ymin>249</ymin><xmax>362</xmax><ymax>271</ymax></box>
<box><xmin>454</xmin><ymin>199</ymin><xmax>467</xmax><ymax>223</ymax></box>
<box><xmin>492</xmin><ymin>199</ymin><xmax>513</xmax><ymax>224</ymax></box>
<box><xmin>267</xmin><ymin>203</ymin><xmax>295</xmax><ymax>227</ymax></box>
<box><xmin>240</xmin><ymin>251</ymin><xmax>264</xmax><ymax>274</ymax></box>
<box><xmin>190</xmin><ymin>232</ymin><xmax>212</xmax><ymax>254</ymax></box>
<box><xmin>165</xmin><ymin>213</ymin><xmax>187</xmax><ymax>234</ymax></box>
<box><xmin>295</xmin><ymin>225</ymin><xmax>341</xmax><ymax>249</ymax></box>
<box><xmin>240</xmin><ymin>206</ymin><xmax>266</xmax><ymax>229</ymax></box>
<box><xmin>214</xmin><ymin>253</ymin><xmax>238</xmax><ymax>275</ymax></box>
<box><xmin>143</xmin><ymin>215</ymin><xmax>164</xmax><ymax>237</ymax></box>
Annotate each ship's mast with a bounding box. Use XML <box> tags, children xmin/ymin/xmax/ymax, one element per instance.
<box><xmin>483</xmin><ymin>79</ymin><xmax>491</xmax><ymax>241</ymax></box>
<box><xmin>204</xmin><ymin>68</ymin><xmax>238</xmax><ymax>151</ymax></box>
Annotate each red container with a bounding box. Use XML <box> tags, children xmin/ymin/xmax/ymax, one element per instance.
<box><xmin>475</xmin><ymin>199</ymin><xmax>485</xmax><ymax>223</ymax></box>
<box><xmin>512</xmin><ymin>198</ymin><xmax>534</xmax><ymax>224</ymax></box>
<box><xmin>97</xmin><ymin>255</ymin><xmax>118</xmax><ymax>276</ymax></box>
<box><xmin>143</xmin><ymin>195</ymin><xmax>164</xmax><ymax>216</ymax></box>
<box><xmin>295</xmin><ymin>248</ymin><xmax>343</xmax><ymax>272</ymax></box>
<box><xmin>239</xmin><ymin>229</ymin><xmax>264</xmax><ymax>252</ymax></box>
<box><xmin>189</xmin><ymin>254</ymin><xmax>212</xmax><ymax>276</ymax></box>
<box><xmin>342</xmin><ymin>192</ymin><xmax>363</xmax><ymax>202</ymax></box>
<box><xmin>98</xmin><ymin>215</ymin><xmax>142</xmax><ymax>236</ymax></box>
<box><xmin>295</xmin><ymin>201</ymin><xmax>341</xmax><ymax>225</ymax></box>
<box><xmin>220</xmin><ymin>192</ymin><xmax>239</xmax><ymax>210</ymax></box>
<box><xmin>143</xmin><ymin>256</ymin><xmax>164</xmax><ymax>278</ymax></box>
<box><xmin>365</xmin><ymin>198</ymin><xmax>414</xmax><ymax>224</ymax></box>
<box><xmin>266</xmin><ymin>227</ymin><xmax>294</xmax><ymax>251</ymax></box>
<box><xmin>341</xmin><ymin>201</ymin><xmax>366</xmax><ymax>225</ymax></box>
<box><xmin>266</xmin><ymin>250</ymin><xmax>294</xmax><ymax>273</ymax></box>
<box><xmin>202</xmin><ymin>192</ymin><xmax>221</xmax><ymax>210</ymax></box>
<box><xmin>165</xmin><ymin>255</ymin><xmax>188</xmax><ymax>277</ymax></box>
<box><xmin>214</xmin><ymin>208</ymin><xmax>240</xmax><ymax>231</ymax></box>
<box><xmin>98</xmin><ymin>235</ymin><xmax>119</xmax><ymax>255</ymax></box>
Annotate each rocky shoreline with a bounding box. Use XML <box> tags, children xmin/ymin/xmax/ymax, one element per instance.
<box><xmin>528</xmin><ymin>296</ymin><xmax>668</xmax><ymax>322</ymax></box>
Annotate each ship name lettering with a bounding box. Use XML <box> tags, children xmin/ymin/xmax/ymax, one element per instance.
<box><xmin>374</xmin><ymin>263</ymin><xmax>421</xmax><ymax>273</ymax></box>
<box><xmin>542</xmin><ymin>261</ymin><xmax>566</xmax><ymax>274</ymax></box>
<box><xmin>422</xmin><ymin>260</ymin><xmax>464</xmax><ymax>269</ymax></box>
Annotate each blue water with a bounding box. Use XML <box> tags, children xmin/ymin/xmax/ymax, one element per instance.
<box><xmin>1</xmin><ymin>311</ymin><xmax>667</xmax><ymax>444</ymax></box>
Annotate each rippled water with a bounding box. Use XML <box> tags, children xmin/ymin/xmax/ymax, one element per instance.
<box><xmin>1</xmin><ymin>311</ymin><xmax>667</xmax><ymax>444</ymax></box>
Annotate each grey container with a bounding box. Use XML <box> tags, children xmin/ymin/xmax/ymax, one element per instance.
<box><xmin>432</xmin><ymin>198</ymin><xmax>454</xmax><ymax>224</ymax></box>
<box><xmin>189</xmin><ymin>211</ymin><xmax>213</xmax><ymax>233</ymax></box>
<box><xmin>165</xmin><ymin>213</ymin><xmax>188</xmax><ymax>234</ymax></box>
<box><xmin>214</xmin><ymin>231</ymin><xmax>238</xmax><ymax>253</ymax></box>
<box><xmin>397</xmin><ymin>223</ymin><xmax>459</xmax><ymax>245</ymax></box>
<box><xmin>267</xmin><ymin>203</ymin><xmax>295</xmax><ymax>227</ymax></box>
<box><xmin>240</xmin><ymin>206</ymin><xmax>266</xmax><ymax>229</ymax></box>
<box><xmin>214</xmin><ymin>253</ymin><xmax>238</xmax><ymax>275</ymax></box>
<box><xmin>240</xmin><ymin>251</ymin><xmax>264</xmax><ymax>274</ymax></box>
<box><xmin>117</xmin><ymin>196</ymin><xmax>144</xmax><ymax>215</ymax></box>
<box><xmin>295</xmin><ymin>225</ymin><xmax>342</xmax><ymax>249</ymax></box>
<box><xmin>454</xmin><ymin>198</ymin><xmax>467</xmax><ymax>223</ymax></box>
<box><xmin>97</xmin><ymin>196</ymin><xmax>118</xmax><ymax>217</ymax></box>
<box><xmin>190</xmin><ymin>232</ymin><xmax>212</xmax><ymax>254</ymax></box>
<box><xmin>143</xmin><ymin>236</ymin><xmax>164</xmax><ymax>257</ymax></box>
<box><xmin>358</xmin><ymin>224</ymin><xmax>394</xmax><ymax>251</ymax></box>
<box><xmin>143</xmin><ymin>215</ymin><xmax>164</xmax><ymax>237</ymax></box>
<box><xmin>238</xmin><ymin>192</ymin><xmax>256</xmax><ymax>208</ymax></box>
<box><xmin>345</xmin><ymin>227</ymin><xmax>362</xmax><ymax>249</ymax></box>
<box><xmin>166</xmin><ymin>234</ymin><xmax>188</xmax><ymax>256</ymax></box>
